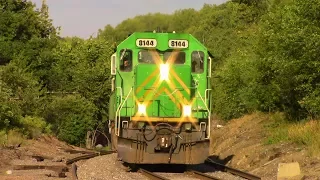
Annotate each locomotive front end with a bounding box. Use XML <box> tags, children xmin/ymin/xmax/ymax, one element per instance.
<box><xmin>109</xmin><ymin>32</ymin><xmax>212</xmax><ymax>165</ymax></box>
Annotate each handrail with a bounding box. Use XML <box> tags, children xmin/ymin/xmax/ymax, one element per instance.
<box><xmin>205</xmin><ymin>89</ymin><xmax>212</xmax><ymax>105</ymax></box>
<box><xmin>197</xmin><ymin>91</ymin><xmax>209</xmax><ymax>112</ymax></box>
<box><xmin>116</xmin><ymin>87</ymin><xmax>133</xmax><ymax>136</ymax></box>
<box><xmin>111</xmin><ymin>78</ymin><xmax>115</xmax><ymax>91</ymax></box>
<box><xmin>114</xmin><ymin>87</ymin><xmax>123</xmax><ymax>134</ymax></box>
<box><xmin>197</xmin><ymin>91</ymin><xmax>211</xmax><ymax>139</ymax></box>
<box><xmin>208</xmin><ymin>57</ymin><xmax>212</xmax><ymax>78</ymax></box>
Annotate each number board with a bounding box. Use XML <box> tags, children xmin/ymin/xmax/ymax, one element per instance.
<box><xmin>136</xmin><ymin>39</ymin><xmax>157</xmax><ymax>48</ymax></box>
<box><xmin>168</xmin><ymin>40</ymin><xmax>189</xmax><ymax>48</ymax></box>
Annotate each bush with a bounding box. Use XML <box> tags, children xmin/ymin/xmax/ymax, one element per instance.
<box><xmin>20</xmin><ymin>116</ymin><xmax>51</xmax><ymax>139</ymax></box>
<box><xmin>212</xmin><ymin>48</ymin><xmax>259</xmax><ymax>120</ymax></box>
<box><xmin>0</xmin><ymin>129</ymin><xmax>26</xmax><ymax>147</ymax></box>
<box><xmin>256</xmin><ymin>0</ymin><xmax>320</xmax><ymax>119</ymax></box>
<box><xmin>43</xmin><ymin>95</ymin><xmax>97</xmax><ymax>145</ymax></box>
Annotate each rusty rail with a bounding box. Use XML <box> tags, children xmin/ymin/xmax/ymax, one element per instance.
<box><xmin>66</xmin><ymin>150</ymin><xmax>115</xmax><ymax>165</ymax></box>
<box><xmin>13</xmin><ymin>164</ymin><xmax>67</xmax><ymax>171</ymax></box>
<box><xmin>13</xmin><ymin>165</ymin><xmax>68</xmax><ymax>177</ymax></box>
<box><xmin>139</xmin><ymin>168</ymin><xmax>170</xmax><ymax>180</ymax></box>
<box><xmin>188</xmin><ymin>170</ymin><xmax>223</xmax><ymax>180</ymax></box>
<box><xmin>62</xmin><ymin>149</ymin><xmax>96</xmax><ymax>154</ymax></box>
<box><xmin>61</xmin><ymin>147</ymin><xmax>116</xmax><ymax>155</ymax></box>
<box><xmin>71</xmin><ymin>163</ymin><xmax>78</xmax><ymax>180</ymax></box>
<box><xmin>205</xmin><ymin>158</ymin><xmax>261</xmax><ymax>180</ymax></box>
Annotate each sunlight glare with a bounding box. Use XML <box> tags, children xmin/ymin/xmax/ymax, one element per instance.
<box><xmin>160</xmin><ymin>64</ymin><xmax>169</xmax><ymax>81</ymax></box>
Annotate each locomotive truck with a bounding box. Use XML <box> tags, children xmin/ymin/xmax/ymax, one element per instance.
<box><xmin>108</xmin><ymin>30</ymin><xmax>212</xmax><ymax>165</ymax></box>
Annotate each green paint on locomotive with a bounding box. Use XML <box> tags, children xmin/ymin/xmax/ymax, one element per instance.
<box><xmin>109</xmin><ymin>31</ymin><xmax>212</xmax><ymax>125</ymax></box>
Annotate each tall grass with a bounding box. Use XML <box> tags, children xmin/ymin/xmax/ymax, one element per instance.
<box><xmin>264</xmin><ymin>112</ymin><xmax>320</xmax><ymax>155</ymax></box>
<box><xmin>0</xmin><ymin>129</ymin><xmax>26</xmax><ymax>148</ymax></box>
<box><xmin>288</xmin><ymin>120</ymin><xmax>320</xmax><ymax>155</ymax></box>
<box><xmin>264</xmin><ymin>112</ymin><xmax>289</xmax><ymax>144</ymax></box>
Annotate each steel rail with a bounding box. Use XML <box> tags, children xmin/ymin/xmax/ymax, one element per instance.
<box><xmin>188</xmin><ymin>170</ymin><xmax>223</xmax><ymax>180</ymax></box>
<box><xmin>205</xmin><ymin>158</ymin><xmax>261</xmax><ymax>180</ymax></box>
<box><xmin>71</xmin><ymin>163</ymin><xmax>78</xmax><ymax>180</ymax></box>
<box><xmin>139</xmin><ymin>168</ymin><xmax>170</xmax><ymax>180</ymax></box>
<box><xmin>66</xmin><ymin>151</ymin><xmax>115</xmax><ymax>165</ymax></box>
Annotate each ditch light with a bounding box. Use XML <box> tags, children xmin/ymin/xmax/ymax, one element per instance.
<box><xmin>138</xmin><ymin>103</ymin><xmax>146</xmax><ymax>115</ymax></box>
<box><xmin>185</xmin><ymin>123</ymin><xmax>192</xmax><ymax>131</ymax></box>
<box><xmin>160</xmin><ymin>64</ymin><xmax>169</xmax><ymax>81</ymax></box>
<box><xmin>182</xmin><ymin>105</ymin><xmax>192</xmax><ymax>117</ymax></box>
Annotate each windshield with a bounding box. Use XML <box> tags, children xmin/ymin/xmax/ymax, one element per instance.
<box><xmin>138</xmin><ymin>50</ymin><xmax>157</xmax><ymax>64</ymax></box>
<box><xmin>138</xmin><ymin>50</ymin><xmax>185</xmax><ymax>64</ymax></box>
<box><xmin>164</xmin><ymin>51</ymin><xmax>185</xmax><ymax>64</ymax></box>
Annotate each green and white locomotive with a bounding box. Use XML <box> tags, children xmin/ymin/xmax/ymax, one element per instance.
<box><xmin>108</xmin><ymin>30</ymin><xmax>212</xmax><ymax>165</ymax></box>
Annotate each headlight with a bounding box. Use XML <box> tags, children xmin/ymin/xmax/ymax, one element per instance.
<box><xmin>160</xmin><ymin>64</ymin><xmax>169</xmax><ymax>81</ymax></box>
<box><xmin>138</xmin><ymin>122</ymin><xmax>145</xmax><ymax>129</ymax></box>
<box><xmin>185</xmin><ymin>123</ymin><xmax>192</xmax><ymax>131</ymax></box>
<box><xmin>138</xmin><ymin>104</ymin><xmax>146</xmax><ymax>115</ymax></box>
<box><xmin>182</xmin><ymin>105</ymin><xmax>192</xmax><ymax>117</ymax></box>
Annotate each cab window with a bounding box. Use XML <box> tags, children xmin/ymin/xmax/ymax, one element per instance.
<box><xmin>120</xmin><ymin>49</ymin><xmax>132</xmax><ymax>72</ymax></box>
<box><xmin>191</xmin><ymin>51</ymin><xmax>204</xmax><ymax>73</ymax></box>
<box><xmin>138</xmin><ymin>50</ymin><xmax>157</xmax><ymax>64</ymax></box>
<box><xmin>164</xmin><ymin>51</ymin><xmax>185</xmax><ymax>64</ymax></box>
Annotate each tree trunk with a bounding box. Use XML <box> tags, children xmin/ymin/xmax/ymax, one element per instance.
<box><xmin>86</xmin><ymin>131</ymin><xmax>92</xmax><ymax>149</ymax></box>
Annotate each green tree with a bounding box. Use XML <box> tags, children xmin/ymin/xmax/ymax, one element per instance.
<box><xmin>0</xmin><ymin>0</ymin><xmax>57</xmax><ymax>65</ymax></box>
<box><xmin>43</xmin><ymin>95</ymin><xmax>97</xmax><ymax>145</ymax></box>
<box><xmin>256</xmin><ymin>0</ymin><xmax>320</xmax><ymax>119</ymax></box>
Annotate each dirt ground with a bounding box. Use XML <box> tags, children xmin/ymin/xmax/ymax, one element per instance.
<box><xmin>210</xmin><ymin>113</ymin><xmax>320</xmax><ymax>179</ymax></box>
<box><xmin>0</xmin><ymin>135</ymin><xmax>86</xmax><ymax>180</ymax></box>
<box><xmin>0</xmin><ymin>114</ymin><xmax>320</xmax><ymax>179</ymax></box>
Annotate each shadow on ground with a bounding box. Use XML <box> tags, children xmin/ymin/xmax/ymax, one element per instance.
<box><xmin>121</xmin><ymin>154</ymin><xmax>235</xmax><ymax>173</ymax></box>
<box><xmin>189</xmin><ymin>155</ymin><xmax>234</xmax><ymax>173</ymax></box>
<box><xmin>208</xmin><ymin>155</ymin><xmax>234</xmax><ymax>165</ymax></box>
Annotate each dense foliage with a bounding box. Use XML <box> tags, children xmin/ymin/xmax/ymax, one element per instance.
<box><xmin>1</xmin><ymin>0</ymin><xmax>319</xmax><ymax>145</ymax></box>
<box><xmin>0</xmin><ymin>0</ymin><xmax>113</xmax><ymax>145</ymax></box>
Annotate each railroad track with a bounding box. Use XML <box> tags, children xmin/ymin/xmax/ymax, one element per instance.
<box><xmin>9</xmin><ymin>148</ymin><xmax>115</xmax><ymax>179</ymax></box>
<box><xmin>138</xmin><ymin>161</ymin><xmax>259</xmax><ymax>180</ymax></box>
<box><xmin>64</xmin><ymin>148</ymin><xmax>116</xmax><ymax>180</ymax></box>
<box><xmin>68</xmin><ymin>153</ymin><xmax>261</xmax><ymax>180</ymax></box>
<box><xmin>139</xmin><ymin>168</ymin><xmax>242</xmax><ymax>180</ymax></box>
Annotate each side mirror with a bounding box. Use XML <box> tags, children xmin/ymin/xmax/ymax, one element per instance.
<box><xmin>111</xmin><ymin>53</ymin><xmax>116</xmax><ymax>75</ymax></box>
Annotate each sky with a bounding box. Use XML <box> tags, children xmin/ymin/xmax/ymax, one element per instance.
<box><xmin>30</xmin><ymin>0</ymin><xmax>228</xmax><ymax>39</ymax></box>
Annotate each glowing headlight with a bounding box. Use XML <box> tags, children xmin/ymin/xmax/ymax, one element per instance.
<box><xmin>138</xmin><ymin>104</ymin><xmax>146</xmax><ymax>115</ymax></box>
<box><xmin>183</xmin><ymin>105</ymin><xmax>192</xmax><ymax>117</ymax></box>
<box><xmin>160</xmin><ymin>64</ymin><xmax>169</xmax><ymax>81</ymax></box>
<box><xmin>138</xmin><ymin>122</ymin><xmax>145</xmax><ymax>128</ymax></box>
<box><xmin>185</xmin><ymin>123</ymin><xmax>192</xmax><ymax>131</ymax></box>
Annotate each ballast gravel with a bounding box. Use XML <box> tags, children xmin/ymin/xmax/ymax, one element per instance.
<box><xmin>77</xmin><ymin>153</ymin><xmax>148</xmax><ymax>180</ymax></box>
<box><xmin>77</xmin><ymin>153</ymin><xmax>248</xmax><ymax>180</ymax></box>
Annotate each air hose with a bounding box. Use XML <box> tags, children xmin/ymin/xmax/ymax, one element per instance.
<box><xmin>168</xmin><ymin>135</ymin><xmax>179</xmax><ymax>163</ymax></box>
